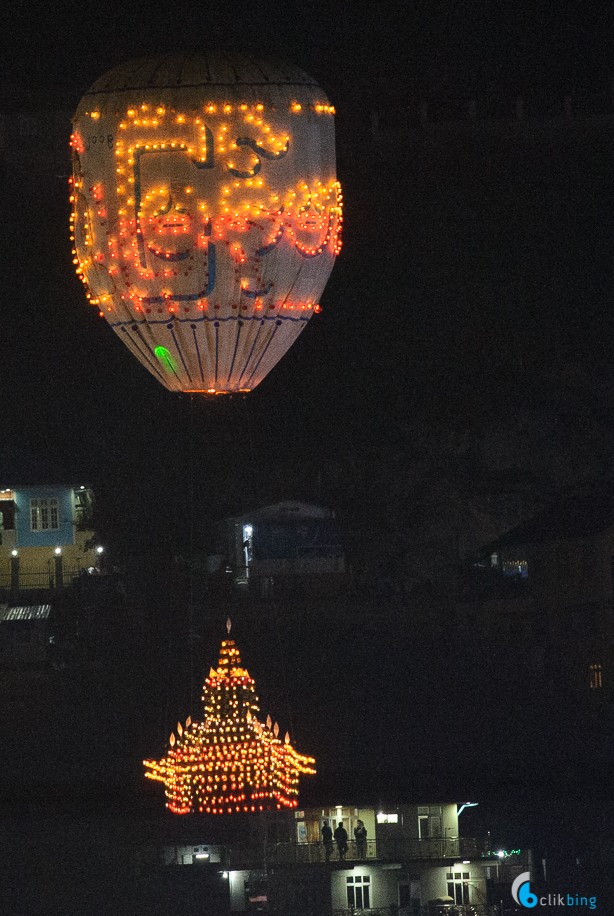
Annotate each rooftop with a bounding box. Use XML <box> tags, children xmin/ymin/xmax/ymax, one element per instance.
<box><xmin>0</xmin><ymin>605</ymin><xmax>51</xmax><ymax>622</ymax></box>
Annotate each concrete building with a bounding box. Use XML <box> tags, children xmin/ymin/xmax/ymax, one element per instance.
<box><xmin>135</xmin><ymin>802</ymin><xmax>527</xmax><ymax>915</ymax></box>
<box><xmin>460</xmin><ymin>480</ymin><xmax>614</xmax><ymax>692</ymax></box>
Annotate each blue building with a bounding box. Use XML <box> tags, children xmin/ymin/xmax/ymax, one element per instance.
<box><xmin>0</xmin><ymin>484</ymin><xmax>99</xmax><ymax>589</ymax></box>
<box><xmin>216</xmin><ymin>501</ymin><xmax>346</xmax><ymax>596</ymax></box>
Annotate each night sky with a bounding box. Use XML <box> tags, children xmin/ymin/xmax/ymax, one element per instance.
<box><xmin>3</xmin><ymin>2</ymin><xmax>614</xmax><ymax>522</ymax></box>
<box><xmin>2</xmin><ymin>0</ymin><xmax>614</xmax><ymax>874</ymax></box>
<box><xmin>4</xmin><ymin>2</ymin><xmax>614</xmax><ymax>457</ymax></box>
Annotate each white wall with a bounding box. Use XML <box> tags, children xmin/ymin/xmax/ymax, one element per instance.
<box><xmin>443</xmin><ymin>803</ymin><xmax>459</xmax><ymax>836</ymax></box>
<box><xmin>421</xmin><ymin>865</ymin><xmax>450</xmax><ymax>903</ymax></box>
<box><xmin>229</xmin><ymin>869</ymin><xmax>250</xmax><ymax>911</ymax></box>
<box><xmin>421</xmin><ymin>863</ymin><xmax>488</xmax><ymax>907</ymax></box>
<box><xmin>163</xmin><ymin>843</ymin><xmax>223</xmax><ymax>865</ymax></box>
<box><xmin>331</xmin><ymin>865</ymin><xmax>400</xmax><ymax>911</ymax></box>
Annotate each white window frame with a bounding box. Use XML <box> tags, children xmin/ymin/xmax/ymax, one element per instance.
<box><xmin>346</xmin><ymin>874</ymin><xmax>371</xmax><ymax>910</ymax></box>
<box><xmin>30</xmin><ymin>498</ymin><xmax>59</xmax><ymax>532</ymax></box>
<box><xmin>418</xmin><ymin>805</ymin><xmax>442</xmax><ymax>839</ymax></box>
<box><xmin>446</xmin><ymin>870</ymin><xmax>471</xmax><ymax>905</ymax></box>
<box><xmin>376</xmin><ymin>811</ymin><xmax>399</xmax><ymax>824</ymax></box>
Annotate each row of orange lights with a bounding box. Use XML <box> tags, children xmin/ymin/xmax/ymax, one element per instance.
<box><xmin>87</xmin><ymin>101</ymin><xmax>335</xmax><ymax>120</ymax></box>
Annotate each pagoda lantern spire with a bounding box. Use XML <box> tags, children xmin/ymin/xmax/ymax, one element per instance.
<box><xmin>144</xmin><ymin>626</ymin><xmax>316</xmax><ymax>815</ymax></box>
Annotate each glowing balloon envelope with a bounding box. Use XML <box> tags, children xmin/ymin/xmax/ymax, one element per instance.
<box><xmin>70</xmin><ymin>54</ymin><xmax>342</xmax><ymax>394</ymax></box>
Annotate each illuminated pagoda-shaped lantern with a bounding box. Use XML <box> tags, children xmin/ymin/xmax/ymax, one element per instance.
<box><xmin>144</xmin><ymin>623</ymin><xmax>315</xmax><ymax>814</ymax></box>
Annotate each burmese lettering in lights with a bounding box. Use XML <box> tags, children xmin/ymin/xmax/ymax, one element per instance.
<box><xmin>71</xmin><ymin>54</ymin><xmax>342</xmax><ymax>395</ymax></box>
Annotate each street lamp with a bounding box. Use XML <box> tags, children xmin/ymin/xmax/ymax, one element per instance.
<box><xmin>457</xmin><ymin>802</ymin><xmax>479</xmax><ymax>817</ymax></box>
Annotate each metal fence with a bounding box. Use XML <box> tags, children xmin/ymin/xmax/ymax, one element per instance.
<box><xmin>224</xmin><ymin>836</ymin><xmax>481</xmax><ymax>869</ymax></box>
<box><xmin>0</xmin><ymin>569</ymin><xmax>53</xmax><ymax>589</ymax></box>
<box><xmin>333</xmin><ymin>907</ymin><xmax>498</xmax><ymax>916</ymax></box>
<box><xmin>0</xmin><ymin>565</ymin><xmax>85</xmax><ymax>590</ymax></box>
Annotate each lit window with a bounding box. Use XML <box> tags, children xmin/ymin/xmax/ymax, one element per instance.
<box><xmin>347</xmin><ymin>875</ymin><xmax>370</xmax><ymax>909</ymax></box>
<box><xmin>30</xmin><ymin>498</ymin><xmax>59</xmax><ymax>531</ymax></box>
<box><xmin>502</xmin><ymin>558</ymin><xmax>528</xmax><ymax>578</ymax></box>
<box><xmin>447</xmin><ymin>870</ymin><xmax>470</xmax><ymax>905</ymax></box>
<box><xmin>589</xmin><ymin>663</ymin><xmax>603</xmax><ymax>689</ymax></box>
<box><xmin>376</xmin><ymin>812</ymin><xmax>398</xmax><ymax>824</ymax></box>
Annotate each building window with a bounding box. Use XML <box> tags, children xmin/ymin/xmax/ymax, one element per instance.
<box><xmin>30</xmin><ymin>498</ymin><xmax>59</xmax><ymax>531</ymax></box>
<box><xmin>347</xmin><ymin>875</ymin><xmax>370</xmax><ymax>909</ymax></box>
<box><xmin>502</xmin><ymin>558</ymin><xmax>528</xmax><ymax>578</ymax></box>
<box><xmin>74</xmin><ymin>488</ymin><xmax>93</xmax><ymax>529</ymax></box>
<box><xmin>418</xmin><ymin>805</ymin><xmax>442</xmax><ymax>838</ymax></box>
<box><xmin>376</xmin><ymin>811</ymin><xmax>399</xmax><ymax>824</ymax></box>
<box><xmin>589</xmin><ymin>663</ymin><xmax>603</xmax><ymax>689</ymax></box>
<box><xmin>446</xmin><ymin>871</ymin><xmax>470</xmax><ymax>905</ymax></box>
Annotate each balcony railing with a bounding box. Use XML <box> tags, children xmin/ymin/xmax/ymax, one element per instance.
<box><xmin>334</xmin><ymin>907</ymin><xmax>496</xmax><ymax>916</ymax></box>
<box><xmin>223</xmin><ymin>836</ymin><xmax>475</xmax><ymax>869</ymax></box>
<box><xmin>235</xmin><ymin>551</ymin><xmax>346</xmax><ymax>580</ymax></box>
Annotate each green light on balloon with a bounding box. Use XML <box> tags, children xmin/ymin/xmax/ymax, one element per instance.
<box><xmin>154</xmin><ymin>346</ymin><xmax>178</xmax><ymax>374</ymax></box>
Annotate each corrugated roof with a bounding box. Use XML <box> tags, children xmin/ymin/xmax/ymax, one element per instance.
<box><xmin>0</xmin><ymin>605</ymin><xmax>51</xmax><ymax>622</ymax></box>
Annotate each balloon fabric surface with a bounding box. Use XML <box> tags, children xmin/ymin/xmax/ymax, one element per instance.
<box><xmin>70</xmin><ymin>54</ymin><xmax>342</xmax><ymax>395</ymax></box>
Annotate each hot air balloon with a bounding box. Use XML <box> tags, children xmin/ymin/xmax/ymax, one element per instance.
<box><xmin>70</xmin><ymin>54</ymin><xmax>342</xmax><ymax>395</ymax></box>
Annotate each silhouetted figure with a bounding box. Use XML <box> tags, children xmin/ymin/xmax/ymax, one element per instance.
<box><xmin>322</xmin><ymin>821</ymin><xmax>333</xmax><ymax>862</ymax></box>
<box><xmin>334</xmin><ymin>821</ymin><xmax>348</xmax><ymax>860</ymax></box>
<box><xmin>354</xmin><ymin>819</ymin><xmax>367</xmax><ymax>858</ymax></box>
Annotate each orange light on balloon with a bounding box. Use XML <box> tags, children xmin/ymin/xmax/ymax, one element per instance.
<box><xmin>71</xmin><ymin>54</ymin><xmax>342</xmax><ymax>395</ymax></box>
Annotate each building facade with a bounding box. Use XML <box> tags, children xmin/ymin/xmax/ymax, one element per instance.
<box><xmin>460</xmin><ymin>483</ymin><xmax>614</xmax><ymax>693</ymax></box>
<box><xmin>0</xmin><ymin>484</ymin><xmax>99</xmax><ymax>589</ymax></box>
<box><xmin>137</xmin><ymin>802</ymin><xmax>526</xmax><ymax>915</ymax></box>
<box><xmin>215</xmin><ymin>501</ymin><xmax>346</xmax><ymax>596</ymax></box>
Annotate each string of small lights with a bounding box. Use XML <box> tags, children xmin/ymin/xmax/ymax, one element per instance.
<box><xmin>69</xmin><ymin>54</ymin><xmax>343</xmax><ymax>395</ymax></box>
<box><xmin>144</xmin><ymin>623</ymin><xmax>316</xmax><ymax>815</ymax></box>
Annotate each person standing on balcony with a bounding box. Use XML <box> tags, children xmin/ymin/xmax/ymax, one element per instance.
<box><xmin>322</xmin><ymin>821</ymin><xmax>334</xmax><ymax>862</ymax></box>
<box><xmin>354</xmin><ymin>819</ymin><xmax>367</xmax><ymax>858</ymax></box>
<box><xmin>334</xmin><ymin>821</ymin><xmax>348</xmax><ymax>860</ymax></box>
